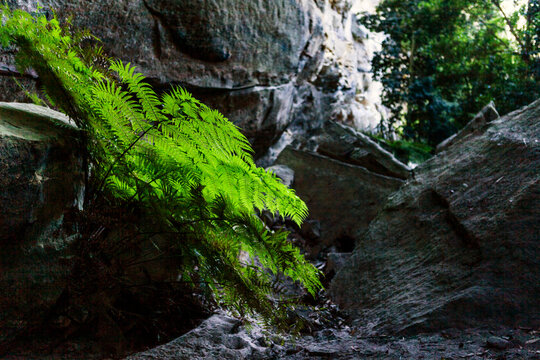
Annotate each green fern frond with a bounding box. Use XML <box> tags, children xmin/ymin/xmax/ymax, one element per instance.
<box><xmin>0</xmin><ymin>5</ymin><xmax>322</xmax><ymax>330</ymax></box>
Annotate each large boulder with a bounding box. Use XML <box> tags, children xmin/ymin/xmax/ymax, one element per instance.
<box><xmin>0</xmin><ymin>102</ymin><xmax>84</xmax><ymax>342</ymax></box>
<box><xmin>126</xmin><ymin>314</ymin><xmax>271</xmax><ymax>360</ymax></box>
<box><xmin>276</xmin><ymin>146</ymin><xmax>404</xmax><ymax>256</ymax></box>
<box><xmin>274</xmin><ymin>120</ymin><xmax>409</xmax><ymax>257</ymax></box>
<box><xmin>0</xmin><ymin>103</ymin><xmax>209</xmax><ymax>357</ymax></box>
<box><xmin>330</xmin><ymin>99</ymin><xmax>540</xmax><ymax>333</ymax></box>
<box><xmin>2</xmin><ymin>0</ymin><xmax>385</xmax><ymax>158</ymax></box>
<box><xmin>313</xmin><ymin>121</ymin><xmax>410</xmax><ymax>179</ymax></box>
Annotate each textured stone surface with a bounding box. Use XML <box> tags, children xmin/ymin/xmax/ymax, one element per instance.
<box><xmin>126</xmin><ymin>314</ymin><xmax>540</xmax><ymax>359</ymax></box>
<box><xmin>330</xmin><ymin>99</ymin><xmax>540</xmax><ymax>333</ymax></box>
<box><xmin>0</xmin><ymin>102</ymin><xmax>82</xmax><ymax>240</ymax></box>
<box><xmin>266</xmin><ymin>164</ymin><xmax>295</xmax><ymax>188</ymax></box>
<box><xmin>0</xmin><ymin>102</ymin><xmax>84</xmax><ymax>343</ymax></box>
<box><xmin>313</xmin><ymin>121</ymin><xmax>411</xmax><ymax>179</ymax></box>
<box><xmin>324</xmin><ymin>252</ymin><xmax>352</xmax><ymax>279</ymax></box>
<box><xmin>486</xmin><ymin>336</ymin><xmax>512</xmax><ymax>350</ymax></box>
<box><xmin>126</xmin><ymin>314</ymin><xmax>270</xmax><ymax>360</ymax></box>
<box><xmin>142</xmin><ymin>0</ymin><xmax>314</xmax><ymax>85</ymax></box>
<box><xmin>276</xmin><ymin>146</ymin><xmax>403</xmax><ymax>256</ymax></box>
<box><xmin>2</xmin><ymin>0</ymin><xmax>385</xmax><ymax>159</ymax></box>
<box><xmin>259</xmin><ymin>0</ymin><xmax>387</xmax><ymax>164</ymax></box>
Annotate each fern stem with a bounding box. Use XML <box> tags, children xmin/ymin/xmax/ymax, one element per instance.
<box><xmin>95</xmin><ymin>119</ymin><xmax>163</xmax><ymax>197</ymax></box>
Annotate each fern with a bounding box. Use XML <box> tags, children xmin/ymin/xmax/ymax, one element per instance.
<box><xmin>0</xmin><ymin>6</ymin><xmax>321</xmax><ymax>329</ymax></box>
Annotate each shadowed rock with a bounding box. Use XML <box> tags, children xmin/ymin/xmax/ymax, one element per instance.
<box><xmin>276</xmin><ymin>146</ymin><xmax>404</xmax><ymax>257</ymax></box>
<box><xmin>0</xmin><ymin>102</ymin><xmax>84</xmax><ymax>343</ymax></box>
<box><xmin>330</xmin><ymin>99</ymin><xmax>540</xmax><ymax>333</ymax></box>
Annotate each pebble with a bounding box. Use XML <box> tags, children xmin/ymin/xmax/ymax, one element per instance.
<box><xmin>486</xmin><ymin>336</ymin><xmax>512</xmax><ymax>350</ymax></box>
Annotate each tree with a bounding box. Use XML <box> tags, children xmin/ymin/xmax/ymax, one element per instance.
<box><xmin>363</xmin><ymin>0</ymin><xmax>539</xmax><ymax>146</ymax></box>
<box><xmin>0</xmin><ymin>6</ymin><xmax>322</xmax><ymax>329</ymax></box>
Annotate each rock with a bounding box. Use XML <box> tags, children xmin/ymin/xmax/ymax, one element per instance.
<box><xmin>0</xmin><ymin>110</ymin><xmax>208</xmax><ymax>357</ymax></box>
<box><xmin>125</xmin><ymin>323</ymin><xmax>540</xmax><ymax>359</ymax></box>
<box><xmin>0</xmin><ymin>102</ymin><xmax>84</xmax><ymax>342</ymax></box>
<box><xmin>2</xmin><ymin>0</ymin><xmax>385</xmax><ymax>159</ymax></box>
<box><xmin>436</xmin><ymin>102</ymin><xmax>499</xmax><ymax>153</ymax></box>
<box><xmin>325</xmin><ymin>253</ymin><xmax>352</xmax><ymax>279</ymax></box>
<box><xmin>257</xmin><ymin>0</ymin><xmax>388</xmax><ymax>163</ymax></box>
<box><xmin>7</xmin><ymin>0</ymin><xmax>315</xmax><ymax>88</ymax></box>
<box><xmin>276</xmin><ymin>146</ymin><xmax>404</xmax><ymax>257</ymax></box>
<box><xmin>313</xmin><ymin>121</ymin><xmax>411</xmax><ymax>179</ymax></box>
<box><xmin>486</xmin><ymin>336</ymin><xmax>512</xmax><ymax>350</ymax></box>
<box><xmin>305</xmin><ymin>344</ymin><xmax>339</xmax><ymax>356</ymax></box>
<box><xmin>196</xmin><ymin>83</ymin><xmax>298</xmax><ymax>156</ymax></box>
<box><xmin>299</xmin><ymin>219</ymin><xmax>321</xmax><ymax>241</ymax></box>
<box><xmin>126</xmin><ymin>314</ymin><xmax>273</xmax><ymax>360</ymax></box>
<box><xmin>0</xmin><ymin>102</ymin><xmax>82</xmax><ymax>241</ymax></box>
<box><xmin>330</xmin><ymin>99</ymin><xmax>540</xmax><ymax>333</ymax></box>
<box><xmin>266</xmin><ymin>164</ymin><xmax>295</xmax><ymax>188</ymax></box>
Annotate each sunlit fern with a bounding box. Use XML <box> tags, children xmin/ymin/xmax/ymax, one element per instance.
<box><xmin>0</xmin><ymin>6</ymin><xmax>321</xmax><ymax>329</ymax></box>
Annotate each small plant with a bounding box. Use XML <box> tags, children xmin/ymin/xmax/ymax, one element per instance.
<box><xmin>0</xmin><ymin>6</ymin><xmax>322</xmax><ymax>329</ymax></box>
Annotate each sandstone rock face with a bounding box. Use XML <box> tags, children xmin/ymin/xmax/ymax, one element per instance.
<box><xmin>313</xmin><ymin>121</ymin><xmax>410</xmax><ymax>179</ymax></box>
<box><xmin>273</xmin><ymin>120</ymin><xmax>409</xmax><ymax>257</ymax></box>
<box><xmin>0</xmin><ymin>102</ymin><xmax>84</xmax><ymax>341</ymax></box>
<box><xmin>0</xmin><ymin>102</ymin><xmax>83</xmax><ymax>239</ymax></box>
<box><xmin>330</xmin><ymin>99</ymin><xmax>540</xmax><ymax>333</ymax></box>
<box><xmin>260</xmin><ymin>0</ymin><xmax>386</xmax><ymax>164</ymax></box>
<box><xmin>2</xmin><ymin>0</ymin><xmax>384</xmax><ymax>158</ymax></box>
<box><xmin>276</xmin><ymin>146</ymin><xmax>404</xmax><ymax>257</ymax></box>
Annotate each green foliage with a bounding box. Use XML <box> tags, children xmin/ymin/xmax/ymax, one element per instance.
<box><xmin>369</xmin><ymin>134</ymin><xmax>433</xmax><ymax>165</ymax></box>
<box><xmin>0</xmin><ymin>6</ymin><xmax>321</xmax><ymax>328</ymax></box>
<box><xmin>363</xmin><ymin>0</ymin><xmax>540</xmax><ymax>146</ymax></box>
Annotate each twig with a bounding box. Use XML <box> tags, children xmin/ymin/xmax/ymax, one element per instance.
<box><xmin>490</xmin><ymin>0</ymin><xmax>526</xmax><ymax>50</ymax></box>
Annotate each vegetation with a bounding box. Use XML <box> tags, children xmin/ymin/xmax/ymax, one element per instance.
<box><xmin>363</xmin><ymin>0</ymin><xmax>539</xmax><ymax>146</ymax></box>
<box><xmin>0</xmin><ymin>6</ymin><xmax>321</xmax><ymax>329</ymax></box>
<box><xmin>371</xmin><ymin>135</ymin><xmax>433</xmax><ymax>165</ymax></box>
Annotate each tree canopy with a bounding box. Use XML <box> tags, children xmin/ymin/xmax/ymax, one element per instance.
<box><xmin>364</xmin><ymin>0</ymin><xmax>539</xmax><ymax>146</ymax></box>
